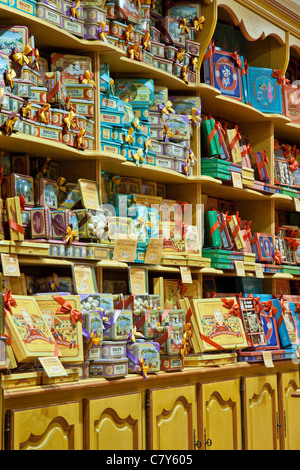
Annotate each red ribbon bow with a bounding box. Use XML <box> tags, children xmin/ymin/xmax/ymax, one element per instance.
<box><xmin>221</xmin><ymin>298</ymin><xmax>240</xmax><ymax>317</ymax></box>
<box><xmin>273</xmin><ymin>249</ymin><xmax>282</xmax><ymax>264</ymax></box>
<box><xmin>4</xmin><ymin>290</ymin><xmax>17</xmax><ymax>316</ymax></box>
<box><xmin>295</xmin><ymin>303</ymin><xmax>300</xmax><ymax>313</ymax></box>
<box><xmin>263</xmin><ymin>300</ymin><xmax>278</xmax><ymax>317</ymax></box>
<box><xmin>288</xmin><ymin>157</ymin><xmax>298</xmax><ymax>173</ymax></box>
<box><xmin>285</xmin><ymin>237</ymin><xmax>300</xmax><ymax>252</ymax></box>
<box><xmin>53</xmin><ymin>295</ymin><xmax>82</xmax><ymax>326</ymax></box>
<box><xmin>271</xmin><ymin>69</ymin><xmax>285</xmax><ymax>85</ymax></box>
<box><xmin>178</xmin><ymin>281</ymin><xmax>188</xmax><ymax>297</ymax></box>
<box><xmin>231</xmin><ymin>51</ymin><xmax>242</xmax><ymax>68</ymax></box>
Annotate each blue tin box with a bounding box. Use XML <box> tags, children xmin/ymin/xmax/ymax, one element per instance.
<box><xmin>246</xmin><ymin>66</ymin><xmax>283</xmax><ymax>113</ymax></box>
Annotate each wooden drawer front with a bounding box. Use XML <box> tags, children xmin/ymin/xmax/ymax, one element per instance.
<box><xmin>84</xmin><ymin>392</ymin><xmax>143</xmax><ymax>450</ymax></box>
<box><xmin>149</xmin><ymin>385</ymin><xmax>197</xmax><ymax>450</ymax></box>
<box><xmin>9</xmin><ymin>401</ymin><xmax>82</xmax><ymax>450</ymax></box>
<box><xmin>243</xmin><ymin>374</ymin><xmax>279</xmax><ymax>450</ymax></box>
<box><xmin>200</xmin><ymin>379</ymin><xmax>242</xmax><ymax>450</ymax></box>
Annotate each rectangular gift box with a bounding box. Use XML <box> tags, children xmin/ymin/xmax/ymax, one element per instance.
<box><xmin>103</xmin><ymin>309</ymin><xmax>133</xmax><ymax>341</ymax></box>
<box><xmin>113</xmin><ymin>0</ymin><xmax>140</xmax><ymax>23</ymax></box>
<box><xmin>100</xmin><ymin>340</ymin><xmax>127</xmax><ymax>360</ymax></box>
<box><xmin>31</xmin><ymin>206</ymin><xmax>52</xmax><ymax>239</ymax></box>
<box><xmin>246</xmin><ymin>66</ymin><xmax>283</xmax><ymax>113</ymax></box>
<box><xmin>114</xmin><ymin>78</ymin><xmax>155</xmax><ymax>106</ymax></box>
<box><xmin>34</xmin><ymin>178</ymin><xmax>57</xmax><ymax>209</ymax></box>
<box><xmin>36</xmin><ymin>3</ymin><xmax>62</xmax><ymax>26</ymax></box>
<box><xmin>201</xmin><ymin>119</ymin><xmax>221</xmax><ymax>158</ymax></box>
<box><xmin>255</xmin><ymin>151</ymin><xmax>270</xmax><ymax>182</ymax></box>
<box><xmin>251</xmin><ymin>233</ymin><xmax>275</xmax><ymax>262</ymax></box>
<box><xmin>9</xmin><ymin>173</ymin><xmax>34</xmax><ymax>207</ymax></box>
<box><xmin>282</xmin><ymin>84</ymin><xmax>300</xmax><ymax>123</ymax></box>
<box><xmin>51</xmin><ymin>209</ymin><xmax>79</xmax><ymax>240</ymax></box>
<box><xmin>225</xmin><ymin>128</ymin><xmax>242</xmax><ymax>164</ymax></box>
<box><xmin>34</xmin><ymin>294</ymin><xmax>83</xmax><ymax>363</ymax></box>
<box><xmin>82</xmin><ymin>309</ymin><xmax>103</xmax><ymax>361</ymax></box>
<box><xmin>126</xmin><ymin>340</ymin><xmax>160</xmax><ymax>374</ymax></box>
<box><xmin>50</xmin><ymin>53</ymin><xmax>92</xmax><ymax>84</ymax></box>
<box><xmin>204</xmin><ymin>210</ymin><xmax>222</xmax><ymax>248</ymax></box>
<box><xmin>89</xmin><ymin>358</ymin><xmax>128</xmax><ymax>379</ymax></box>
<box><xmin>155</xmin><ymin>17</ymin><xmax>185</xmax><ymax>48</ymax></box>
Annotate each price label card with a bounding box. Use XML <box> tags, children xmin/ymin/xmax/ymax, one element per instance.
<box><xmin>255</xmin><ymin>263</ymin><xmax>264</xmax><ymax>278</ymax></box>
<box><xmin>1</xmin><ymin>253</ymin><xmax>20</xmax><ymax>277</ymax></box>
<box><xmin>294</xmin><ymin>198</ymin><xmax>300</xmax><ymax>213</ymax></box>
<box><xmin>180</xmin><ymin>266</ymin><xmax>193</xmax><ymax>284</ymax></box>
<box><xmin>263</xmin><ymin>351</ymin><xmax>274</xmax><ymax>368</ymax></box>
<box><xmin>39</xmin><ymin>356</ymin><xmax>68</xmax><ymax>378</ymax></box>
<box><xmin>144</xmin><ymin>238</ymin><xmax>163</xmax><ymax>265</ymax></box>
<box><xmin>113</xmin><ymin>235</ymin><xmax>137</xmax><ymax>263</ymax></box>
<box><xmin>235</xmin><ymin>260</ymin><xmax>245</xmax><ymax>277</ymax></box>
<box><xmin>129</xmin><ymin>267</ymin><xmax>147</xmax><ymax>295</ymax></box>
<box><xmin>232</xmin><ymin>172</ymin><xmax>243</xmax><ymax>189</ymax></box>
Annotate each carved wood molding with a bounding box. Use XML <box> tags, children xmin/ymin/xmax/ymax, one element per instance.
<box><xmin>19</xmin><ymin>416</ymin><xmax>74</xmax><ymax>450</ymax></box>
<box><xmin>94</xmin><ymin>408</ymin><xmax>139</xmax><ymax>450</ymax></box>
<box><xmin>156</xmin><ymin>395</ymin><xmax>193</xmax><ymax>450</ymax></box>
<box><xmin>205</xmin><ymin>391</ymin><xmax>238</xmax><ymax>450</ymax></box>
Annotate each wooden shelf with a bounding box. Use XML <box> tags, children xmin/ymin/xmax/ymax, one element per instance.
<box><xmin>270</xmin><ymin>193</ymin><xmax>296</xmax><ymax>212</ymax></box>
<box><xmin>200</xmin><ymin>177</ymin><xmax>269</xmax><ymax>201</ymax></box>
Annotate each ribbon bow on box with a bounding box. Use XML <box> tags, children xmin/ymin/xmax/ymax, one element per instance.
<box><xmin>63</xmin><ymin>109</ymin><xmax>77</xmax><ymax>131</ymax></box>
<box><xmin>180</xmin><ymin>18</ymin><xmax>190</xmax><ymax>35</ymax></box>
<box><xmin>3</xmin><ymin>113</ymin><xmax>18</xmax><ymax>136</ymax></box>
<box><xmin>285</xmin><ymin>237</ymin><xmax>300</xmax><ymax>252</ymax></box>
<box><xmin>98</xmin><ymin>21</ymin><xmax>109</xmax><ymax>42</ymax></box>
<box><xmin>132</xmin><ymin>148</ymin><xmax>145</xmax><ymax>166</ymax></box>
<box><xmin>231</xmin><ymin>51</ymin><xmax>242</xmax><ymax>69</ymax></box>
<box><xmin>21</xmin><ymin>101</ymin><xmax>32</xmax><ymax>119</ymax></box>
<box><xmin>70</xmin><ymin>0</ymin><xmax>81</xmax><ymax>20</ymax></box>
<box><xmin>163</xmin><ymin>123</ymin><xmax>174</xmax><ymax>142</ymax></box>
<box><xmin>127</xmin><ymin>43</ymin><xmax>140</xmax><ymax>62</ymax></box>
<box><xmin>144</xmin><ymin>137</ymin><xmax>152</xmax><ymax>152</ymax></box>
<box><xmin>4</xmin><ymin>290</ymin><xmax>17</xmax><ymax>316</ymax></box>
<box><xmin>53</xmin><ymin>295</ymin><xmax>82</xmax><ymax>327</ymax></box>
<box><xmin>33</xmin><ymin>48</ymin><xmax>39</xmax><ymax>71</ymax></box>
<box><xmin>12</xmin><ymin>44</ymin><xmax>33</xmax><ymax>67</ymax></box>
<box><xmin>180</xmin><ymin>323</ymin><xmax>192</xmax><ymax>357</ymax></box>
<box><xmin>138</xmin><ymin>357</ymin><xmax>149</xmax><ymax>380</ymax></box>
<box><xmin>262</xmin><ymin>300</ymin><xmax>278</xmax><ymax>317</ymax></box>
<box><xmin>79</xmin><ymin>70</ymin><xmax>96</xmax><ymax>89</ymax></box>
<box><xmin>50</xmin><ymin>273</ymin><xmax>60</xmax><ymax>292</ymax></box>
<box><xmin>142</xmin><ymin>32</ymin><xmax>151</xmax><ymax>50</ymax></box>
<box><xmin>64</xmin><ymin>224</ymin><xmax>78</xmax><ymax>245</ymax></box>
<box><xmin>271</xmin><ymin>69</ymin><xmax>287</xmax><ymax>86</ymax></box>
<box><xmin>273</xmin><ymin>249</ymin><xmax>282</xmax><ymax>265</ymax></box>
<box><xmin>127</xmin><ymin>326</ymin><xmax>145</xmax><ymax>343</ymax></box>
<box><xmin>158</xmin><ymin>100</ymin><xmax>175</xmax><ymax>116</ymax></box>
<box><xmin>132</xmin><ymin>117</ymin><xmax>142</xmax><ymax>131</ymax></box>
<box><xmin>57</xmin><ymin>176</ymin><xmax>67</xmax><ymax>195</ymax></box>
<box><xmin>182</xmin><ymin>65</ymin><xmax>189</xmax><ymax>84</ymax></box>
<box><xmin>189</xmin><ymin>107</ymin><xmax>201</xmax><ymax>126</ymax></box>
<box><xmin>76</xmin><ymin>128</ymin><xmax>86</xmax><ymax>150</ymax></box>
<box><xmin>221</xmin><ymin>298</ymin><xmax>240</xmax><ymax>317</ymax></box>
<box><xmin>124</xmin><ymin>127</ymin><xmax>135</xmax><ymax>144</ymax></box>
<box><xmin>5</xmin><ymin>68</ymin><xmax>16</xmax><ymax>91</ymax></box>
<box><xmin>193</xmin><ymin>15</ymin><xmax>205</xmax><ymax>31</ymax></box>
<box><xmin>38</xmin><ymin>103</ymin><xmax>51</xmax><ymax>124</ymax></box>
<box><xmin>125</xmin><ymin>24</ymin><xmax>134</xmax><ymax>44</ymax></box>
<box><xmin>82</xmin><ymin>327</ymin><xmax>102</xmax><ymax>349</ymax></box>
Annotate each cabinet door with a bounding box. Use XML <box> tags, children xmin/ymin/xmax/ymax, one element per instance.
<box><xmin>199</xmin><ymin>379</ymin><xmax>242</xmax><ymax>450</ymax></box>
<box><xmin>243</xmin><ymin>374</ymin><xmax>280</xmax><ymax>450</ymax></box>
<box><xmin>278</xmin><ymin>371</ymin><xmax>300</xmax><ymax>450</ymax></box>
<box><xmin>84</xmin><ymin>392</ymin><xmax>143</xmax><ymax>450</ymax></box>
<box><xmin>8</xmin><ymin>401</ymin><xmax>82</xmax><ymax>450</ymax></box>
<box><xmin>149</xmin><ymin>385</ymin><xmax>197</xmax><ymax>450</ymax></box>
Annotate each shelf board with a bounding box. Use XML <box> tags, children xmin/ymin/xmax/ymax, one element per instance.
<box><xmin>270</xmin><ymin>193</ymin><xmax>295</xmax><ymax>211</ymax></box>
<box><xmin>200</xmin><ymin>177</ymin><xmax>269</xmax><ymax>201</ymax></box>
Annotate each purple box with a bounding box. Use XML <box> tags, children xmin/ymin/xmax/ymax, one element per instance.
<box><xmin>89</xmin><ymin>358</ymin><xmax>128</xmax><ymax>379</ymax></box>
<box><xmin>156</xmin><ymin>154</ymin><xmax>175</xmax><ymax>171</ymax></box>
<box><xmin>31</xmin><ymin>206</ymin><xmax>53</xmax><ymax>239</ymax></box>
<box><xmin>51</xmin><ymin>209</ymin><xmax>78</xmax><ymax>240</ymax></box>
<box><xmin>100</xmin><ymin>341</ymin><xmax>127</xmax><ymax>359</ymax></box>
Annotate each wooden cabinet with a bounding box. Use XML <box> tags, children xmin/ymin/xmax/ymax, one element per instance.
<box><xmin>198</xmin><ymin>379</ymin><xmax>242</xmax><ymax>450</ymax></box>
<box><xmin>84</xmin><ymin>392</ymin><xmax>143</xmax><ymax>450</ymax></box>
<box><xmin>242</xmin><ymin>374</ymin><xmax>280</xmax><ymax>450</ymax></box>
<box><xmin>278</xmin><ymin>371</ymin><xmax>300</xmax><ymax>450</ymax></box>
<box><xmin>7</xmin><ymin>401</ymin><xmax>82</xmax><ymax>450</ymax></box>
<box><xmin>148</xmin><ymin>385</ymin><xmax>198</xmax><ymax>450</ymax></box>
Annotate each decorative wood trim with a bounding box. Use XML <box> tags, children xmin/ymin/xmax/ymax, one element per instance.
<box><xmin>205</xmin><ymin>391</ymin><xmax>238</xmax><ymax>450</ymax></box>
<box><xmin>19</xmin><ymin>416</ymin><xmax>74</xmax><ymax>450</ymax></box>
<box><xmin>94</xmin><ymin>408</ymin><xmax>139</xmax><ymax>450</ymax></box>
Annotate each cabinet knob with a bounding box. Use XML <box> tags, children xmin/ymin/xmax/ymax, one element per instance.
<box><xmin>193</xmin><ymin>429</ymin><xmax>202</xmax><ymax>450</ymax></box>
<box><xmin>204</xmin><ymin>428</ymin><xmax>213</xmax><ymax>450</ymax></box>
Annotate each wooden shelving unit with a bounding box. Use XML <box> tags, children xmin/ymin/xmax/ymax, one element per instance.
<box><xmin>1</xmin><ymin>0</ymin><xmax>300</xmax><ymax>452</ymax></box>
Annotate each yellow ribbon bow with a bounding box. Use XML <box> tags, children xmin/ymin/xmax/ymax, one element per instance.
<box><xmin>144</xmin><ymin>137</ymin><xmax>152</xmax><ymax>151</ymax></box>
<box><xmin>34</xmin><ymin>48</ymin><xmax>40</xmax><ymax>71</ymax></box>
<box><xmin>12</xmin><ymin>44</ymin><xmax>33</xmax><ymax>67</ymax></box>
<box><xmin>176</xmin><ymin>49</ymin><xmax>185</xmax><ymax>63</ymax></box>
<box><xmin>182</xmin><ymin>65</ymin><xmax>189</xmax><ymax>84</ymax></box>
<box><xmin>164</xmin><ymin>123</ymin><xmax>174</xmax><ymax>140</ymax></box>
<box><xmin>57</xmin><ymin>176</ymin><xmax>67</xmax><ymax>195</ymax></box>
<box><xmin>65</xmin><ymin>225</ymin><xmax>78</xmax><ymax>245</ymax></box>
<box><xmin>98</xmin><ymin>21</ymin><xmax>108</xmax><ymax>41</ymax></box>
<box><xmin>50</xmin><ymin>273</ymin><xmax>60</xmax><ymax>291</ymax></box>
<box><xmin>180</xmin><ymin>18</ymin><xmax>190</xmax><ymax>35</ymax></box>
<box><xmin>70</xmin><ymin>0</ymin><xmax>81</xmax><ymax>19</ymax></box>
<box><xmin>5</xmin><ymin>68</ymin><xmax>16</xmax><ymax>91</ymax></box>
<box><xmin>88</xmin><ymin>332</ymin><xmax>101</xmax><ymax>350</ymax></box>
<box><xmin>97</xmin><ymin>307</ymin><xmax>108</xmax><ymax>323</ymax></box>
<box><xmin>133</xmin><ymin>148</ymin><xmax>145</xmax><ymax>165</ymax></box>
<box><xmin>63</xmin><ymin>109</ymin><xmax>77</xmax><ymax>131</ymax></box>
<box><xmin>79</xmin><ymin>70</ymin><xmax>96</xmax><ymax>88</ymax></box>
<box><xmin>183</xmin><ymin>158</ymin><xmax>190</xmax><ymax>175</ymax></box>
<box><xmin>4</xmin><ymin>115</ymin><xmax>18</xmax><ymax>136</ymax></box>
<box><xmin>76</xmin><ymin>128</ymin><xmax>86</xmax><ymax>150</ymax></box>
<box><xmin>136</xmin><ymin>216</ymin><xmax>146</xmax><ymax>228</ymax></box>
<box><xmin>192</xmin><ymin>57</ymin><xmax>198</xmax><ymax>69</ymax></box>
<box><xmin>161</xmin><ymin>100</ymin><xmax>175</xmax><ymax>116</ymax></box>
<box><xmin>132</xmin><ymin>117</ymin><xmax>142</xmax><ymax>130</ymax></box>
<box><xmin>188</xmin><ymin>149</ymin><xmax>199</xmax><ymax>165</ymax></box>
<box><xmin>128</xmin><ymin>43</ymin><xmax>140</xmax><ymax>61</ymax></box>
<box><xmin>125</xmin><ymin>127</ymin><xmax>135</xmax><ymax>144</ymax></box>
<box><xmin>39</xmin><ymin>103</ymin><xmax>51</xmax><ymax>123</ymax></box>
<box><xmin>138</xmin><ymin>357</ymin><xmax>149</xmax><ymax>380</ymax></box>
<box><xmin>189</xmin><ymin>108</ymin><xmax>201</xmax><ymax>125</ymax></box>
<box><xmin>125</xmin><ymin>24</ymin><xmax>134</xmax><ymax>43</ymax></box>
<box><xmin>142</xmin><ymin>32</ymin><xmax>151</xmax><ymax>50</ymax></box>
<box><xmin>21</xmin><ymin>101</ymin><xmax>32</xmax><ymax>118</ymax></box>
<box><xmin>128</xmin><ymin>326</ymin><xmax>144</xmax><ymax>343</ymax></box>
<box><xmin>193</xmin><ymin>15</ymin><xmax>205</xmax><ymax>31</ymax></box>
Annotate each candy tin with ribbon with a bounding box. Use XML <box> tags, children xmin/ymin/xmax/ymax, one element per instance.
<box><xmin>82</xmin><ymin>309</ymin><xmax>103</xmax><ymax>361</ymax></box>
<box><xmin>51</xmin><ymin>209</ymin><xmax>79</xmax><ymax>240</ymax></box>
<box><xmin>126</xmin><ymin>340</ymin><xmax>160</xmax><ymax>376</ymax></box>
<box><xmin>100</xmin><ymin>340</ymin><xmax>127</xmax><ymax>360</ymax></box>
<box><xmin>31</xmin><ymin>206</ymin><xmax>53</xmax><ymax>239</ymax></box>
<box><xmin>102</xmin><ymin>309</ymin><xmax>133</xmax><ymax>341</ymax></box>
<box><xmin>89</xmin><ymin>357</ymin><xmax>128</xmax><ymax>379</ymax></box>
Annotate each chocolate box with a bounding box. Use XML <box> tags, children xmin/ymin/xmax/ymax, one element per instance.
<box><xmin>103</xmin><ymin>309</ymin><xmax>133</xmax><ymax>341</ymax></box>
<box><xmin>10</xmin><ymin>173</ymin><xmax>34</xmax><ymax>207</ymax></box>
<box><xmin>126</xmin><ymin>340</ymin><xmax>160</xmax><ymax>374</ymax></box>
<box><xmin>80</xmin><ymin>293</ymin><xmax>114</xmax><ymax>313</ymax></box>
<box><xmin>31</xmin><ymin>206</ymin><xmax>52</xmax><ymax>239</ymax></box>
<box><xmin>34</xmin><ymin>178</ymin><xmax>57</xmax><ymax>209</ymax></box>
<box><xmin>51</xmin><ymin>209</ymin><xmax>79</xmax><ymax>240</ymax></box>
<box><xmin>114</xmin><ymin>78</ymin><xmax>155</xmax><ymax>106</ymax></box>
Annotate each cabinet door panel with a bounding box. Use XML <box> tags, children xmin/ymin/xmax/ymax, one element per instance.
<box><xmin>84</xmin><ymin>392</ymin><xmax>143</xmax><ymax>450</ymax></box>
<box><xmin>279</xmin><ymin>371</ymin><xmax>300</xmax><ymax>450</ymax></box>
<box><xmin>243</xmin><ymin>374</ymin><xmax>279</xmax><ymax>450</ymax></box>
<box><xmin>149</xmin><ymin>385</ymin><xmax>197</xmax><ymax>450</ymax></box>
<box><xmin>200</xmin><ymin>379</ymin><xmax>242</xmax><ymax>450</ymax></box>
<box><xmin>9</xmin><ymin>402</ymin><xmax>81</xmax><ymax>450</ymax></box>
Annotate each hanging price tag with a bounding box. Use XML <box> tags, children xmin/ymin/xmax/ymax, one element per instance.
<box><xmin>232</xmin><ymin>172</ymin><xmax>243</xmax><ymax>189</ymax></box>
<box><xmin>180</xmin><ymin>266</ymin><xmax>193</xmax><ymax>284</ymax></box>
<box><xmin>235</xmin><ymin>260</ymin><xmax>245</xmax><ymax>277</ymax></box>
<box><xmin>144</xmin><ymin>238</ymin><xmax>163</xmax><ymax>264</ymax></box>
<box><xmin>263</xmin><ymin>350</ymin><xmax>274</xmax><ymax>368</ymax></box>
<box><xmin>1</xmin><ymin>253</ymin><xmax>20</xmax><ymax>277</ymax></box>
<box><xmin>39</xmin><ymin>356</ymin><xmax>68</xmax><ymax>378</ymax></box>
<box><xmin>113</xmin><ymin>235</ymin><xmax>138</xmax><ymax>263</ymax></box>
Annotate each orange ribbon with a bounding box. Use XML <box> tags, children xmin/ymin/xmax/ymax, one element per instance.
<box><xmin>221</xmin><ymin>298</ymin><xmax>240</xmax><ymax>317</ymax></box>
<box><xmin>285</xmin><ymin>237</ymin><xmax>300</xmax><ymax>252</ymax></box>
<box><xmin>231</xmin><ymin>51</ymin><xmax>242</xmax><ymax>68</ymax></box>
<box><xmin>263</xmin><ymin>300</ymin><xmax>278</xmax><ymax>317</ymax></box>
<box><xmin>271</xmin><ymin>69</ymin><xmax>286</xmax><ymax>86</ymax></box>
<box><xmin>229</xmin><ymin>125</ymin><xmax>242</xmax><ymax>151</ymax></box>
<box><xmin>4</xmin><ymin>290</ymin><xmax>17</xmax><ymax>316</ymax></box>
<box><xmin>203</xmin><ymin>40</ymin><xmax>215</xmax><ymax>62</ymax></box>
<box><xmin>52</xmin><ymin>295</ymin><xmax>82</xmax><ymax>326</ymax></box>
<box><xmin>273</xmin><ymin>249</ymin><xmax>282</xmax><ymax>264</ymax></box>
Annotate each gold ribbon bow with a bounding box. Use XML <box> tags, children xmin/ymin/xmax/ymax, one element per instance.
<box><xmin>180</xmin><ymin>18</ymin><xmax>190</xmax><ymax>35</ymax></box>
<box><xmin>21</xmin><ymin>101</ymin><xmax>32</xmax><ymax>118</ymax></box>
<box><xmin>128</xmin><ymin>43</ymin><xmax>140</xmax><ymax>61</ymax></box>
<box><xmin>145</xmin><ymin>138</ymin><xmax>152</xmax><ymax>151</ymax></box>
<box><xmin>39</xmin><ymin>103</ymin><xmax>51</xmax><ymax>123</ymax></box>
<box><xmin>4</xmin><ymin>115</ymin><xmax>18</xmax><ymax>136</ymax></box>
<box><xmin>57</xmin><ymin>176</ymin><xmax>67</xmax><ymax>195</ymax></box>
<box><xmin>142</xmin><ymin>32</ymin><xmax>151</xmax><ymax>50</ymax></box>
<box><xmin>34</xmin><ymin>48</ymin><xmax>39</xmax><ymax>71</ymax></box>
<box><xmin>125</xmin><ymin>24</ymin><xmax>134</xmax><ymax>44</ymax></box>
<box><xmin>189</xmin><ymin>108</ymin><xmax>201</xmax><ymax>125</ymax></box>
<box><xmin>188</xmin><ymin>149</ymin><xmax>198</xmax><ymax>165</ymax></box>
<box><xmin>192</xmin><ymin>57</ymin><xmax>199</xmax><ymax>69</ymax></box>
<box><xmin>176</xmin><ymin>49</ymin><xmax>185</xmax><ymax>63</ymax></box>
<box><xmin>193</xmin><ymin>15</ymin><xmax>205</xmax><ymax>31</ymax></box>
<box><xmin>50</xmin><ymin>273</ymin><xmax>60</xmax><ymax>292</ymax></box>
<box><xmin>12</xmin><ymin>44</ymin><xmax>33</xmax><ymax>67</ymax></box>
<box><xmin>180</xmin><ymin>323</ymin><xmax>192</xmax><ymax>357</ymax></box>
<box><xmin>164</xmin><ymin>123</ymin><xmax>174</xmax><ymax>140</ymax></box>
<box><xmin>98</xmin><ymin>21</ymin><xmax>108</xmax><ymax>41</ymax></box>
<box><xmin>133</xmin><ymin>148</ymin><xmax>145</xmax><ymax>165</ymax></box>
<box><xmin>79</xmin><ymin>70</ymin><xmax>96</xmax><ymax>88</ymax></box>
<box><xmin>161</xmin><ymin>100</ymin><xmax>175</xmax><ymax>116</ymax></box>
<box><xmin>125</xmin><ymin>127</ymin><xmax>135</xmax><ymax>144</ymax></box>
<box><xmin>71</xmin><ymin>0</ymin><xmax>81</xmax><ymax>19</ymax></box>
<box><xmin>182</xmin><ymin>65</ymin><xmax>189</xmax><ymax>84</ymax></box>
<box><xmin>76</xmin><ymin>128</ymin><xmax>86</xmax><ymax>150</ymax></box>
<box><xmin>63</xmin><ymin>109</ymin><xmax>77</xmax><ymax>131</ymax></box>
<box><xmin>138</xmin><ymin>357</ymin><xmax>149</xmax><ymax>380</ymax></box>
<box><xmin>132</xmin><ymin>117</ymin><xmax>142</xmax><ymax>130</ymax></box>
<box><xmin>65</xmin><ymin>224</ymin><xmax>77</xmax><ymax>245</ymax></box>
<box><xmin>5</xmin><ymin>68</ymin><xmax>16</xmax><ymax>91</ymax></box>
<box><xmin>88</xmin><ymin>332</ymin><xmax>101</xmax><ymax>349</ymax></box>
<box><xmin>128</xmin><ymin>326</ymin><xmax>144</xmax><ymax>343</ymax></box>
